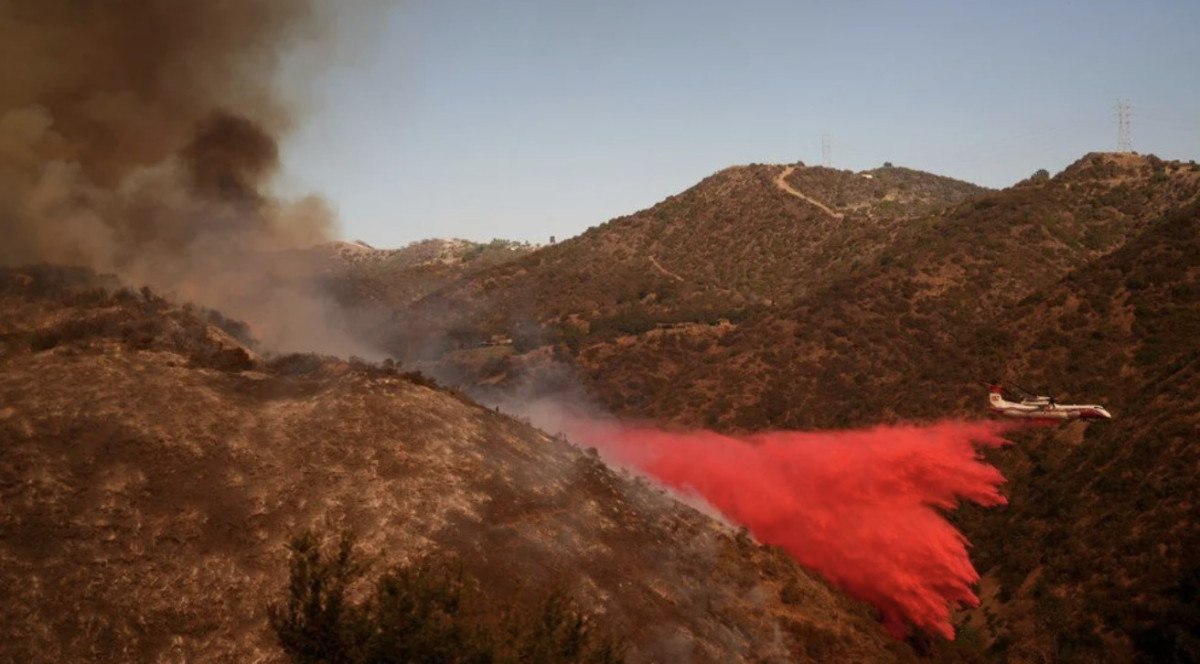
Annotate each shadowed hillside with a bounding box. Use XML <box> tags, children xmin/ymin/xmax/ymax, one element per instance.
<box><xmin>955</xmin><ymin>354</ymin><xmax>1200</xmax><ymax>663</ymax></box>
<box><xmin>0</xmin><ymin>266</ymin><xmax>912</xmax><ymax>664</ymax></box>
<box><xmin>953</xmin><ymin>198</ymin><xmax>1200</xmax><ymax>663</ymax></box>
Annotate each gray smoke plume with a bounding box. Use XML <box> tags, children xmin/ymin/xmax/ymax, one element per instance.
<box><xmin>0</xmin><ymin>0</ymin><xmax>379</xmax><ymax>357</ymax></box>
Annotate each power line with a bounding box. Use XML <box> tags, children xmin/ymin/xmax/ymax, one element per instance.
<box><xmin>1115</xmin><ymin>100</ymin><xmax>1133</xmax><ymax>152</ymax></box>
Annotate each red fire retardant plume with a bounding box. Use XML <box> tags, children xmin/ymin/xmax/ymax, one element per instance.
<box><xmin>568</xmin><ymin>419</ymin><xmax>1013</xmax><ymax>640</ymax></box>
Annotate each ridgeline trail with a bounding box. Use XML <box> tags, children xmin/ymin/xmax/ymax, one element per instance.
<box><xmin>774</xmin><ymin>165</ymin><xmax>844</xmax><ymax>219</ymax></box>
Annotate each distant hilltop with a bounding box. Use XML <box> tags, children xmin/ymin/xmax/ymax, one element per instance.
<box><xmin>315</xmin><ymin>237</ymin><xmax>537</xmax><ymax>268</ymax></box>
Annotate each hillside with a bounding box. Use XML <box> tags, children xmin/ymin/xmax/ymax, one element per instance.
<box><xmin>563</xmin><ymin>154</ymin><xmax>1200</xmax><ymax>430</ymax></box>
<box><xmin>388</xmin><ymin>162</ymin><xmax>985</xmax><ymax>356</ymax></box>
<box><xmin>957</xmin><ymin>356</ymin><xmax>1200</xmax><ymax>663</ymax></box>
<box><xmin>0</xmin><ymin>266</ymin><xmax>911</xmax><ymax>664</ymax></box>
<box><xmin>782</xmin><ymin>163</ymin><xmax>989</xmax><ymax>219</ymax></box>
<box><xmin>953</xmin><ymin>198</ymin><xmax>1200</xmax><ymax>662</ymax></box>
<box><xmin>292</xmin><ymin>238</ymin><xmax>536</xmax><ymax>310</ymax></box>
<box><xmin>1003</xmin><ymin>196</ymin><xmax>1200</xmax><ymax>400</ymax></box>
<box><xmin>373</xmin><ymin>152</ymin><xmax>1200</xmax><ymax>662</ymax></box>
<box><xmin>567</xmin><ymin>154</ymin><xmax>1200</xmax><ymax>662</ymax></box>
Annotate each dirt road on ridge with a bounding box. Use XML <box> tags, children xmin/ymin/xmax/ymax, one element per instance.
<box><xmin>774</xmin><ymin>166</ymin><xmax>844</xmax><ymax>219</ymax></box>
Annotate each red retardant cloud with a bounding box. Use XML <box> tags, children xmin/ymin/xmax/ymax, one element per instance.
<box><xmin>567</xmin><ymin>419</ymin><xmax>1013</xmax><ymax>640</ymax></box>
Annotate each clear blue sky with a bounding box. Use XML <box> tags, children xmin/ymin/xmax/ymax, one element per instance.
<box><xmin>279</xmin><ymin>0</ymin><xmax>1200</xmax><ymax>247</ymax></box>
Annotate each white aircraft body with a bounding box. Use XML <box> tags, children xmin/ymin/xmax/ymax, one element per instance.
<box><xmin>988</xmin><ymin>384</ymin><xmax>1112</xmax><ymax>421</ymax></box>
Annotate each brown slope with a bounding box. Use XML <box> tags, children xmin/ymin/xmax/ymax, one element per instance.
<box><xmin>407</xmin><ymin>154</ymin><xmax>1200</xmax><ymax>663</ymax></box>
<box><xmin>0</xmin><ymin>266</ymin><xmax>911</xmax><ymax>664</ymax></box>
<box><xmin>949</xmin><ymin>198</ymin><xmax>1200</xmax><ymax>663</ymax></box>
<box><xmin>389</xmin><ymin>163</ymin><xmax>985</xmax><ymax>357</ymax></box>
<box><xmin>568</xmin><ymin>153</ymin><xmax>1200</xmax><ymax>431</ymax></box>
<box><xmin>572</xmin><ymin>158</ymin><xmax>1200</xmax><ymax>662</ymax></box>
<box><xmin>1001</xmin><ymin>197</ymin><xmax>1200</xmax><ymax>402</ymax></box>
<box><xmin>956</xmin><ymin>361</ymin><xmax>1200</xmax><ymax>664</ymax></box>
<box><xmin>782</xmin><ymin>163</ymin><xmax>987</xmax><ymax>219</ymax></box>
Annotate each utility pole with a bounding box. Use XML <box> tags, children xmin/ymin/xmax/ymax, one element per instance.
<box><xmin>1115</xmin><ymin>100</ymin><xmax>1133</xmax><ymax>152</ymax></box>
<box><xmin>821</xmin><ymin>133</ymin><xmax>832</xmax><ymax>167</ymax></box>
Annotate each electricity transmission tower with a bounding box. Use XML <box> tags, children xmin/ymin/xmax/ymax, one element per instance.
<box><xmin>821</xmin><ymin>134</ymin><xmax>832</xmax><ymax>167</ymax></box>
<box><xmin>1115</xmin><ymin>100</ymin><xmax>1133</xmax><ymax>152</ymax></box>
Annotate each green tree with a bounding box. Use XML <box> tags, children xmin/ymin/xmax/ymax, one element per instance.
<box><xmin>269</xmin><ymin>531</ymin><xmax>623</xmax><ymax>664</ymax></box>
<box><xmin>268</xmin><ymin>532</ymin><xmax>367</xmax><ymax>664</ymax></box>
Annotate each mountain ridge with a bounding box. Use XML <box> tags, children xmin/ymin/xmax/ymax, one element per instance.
<box><xmin>387</xmin><ymin>161</ymin><xmax>986</xmax><ymax>359</ymax></box>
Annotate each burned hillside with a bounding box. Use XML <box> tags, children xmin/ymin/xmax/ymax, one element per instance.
<box><xmin>0</xmin><ymin>266</ymin><xmax>911</xmax><ymax>663</ymax></box>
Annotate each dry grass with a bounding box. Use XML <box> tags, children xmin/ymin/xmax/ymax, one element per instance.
<box><xmin>0</xmin><ymin>267</ymin><xmax>908</xmax><ymax>663</ymax></box>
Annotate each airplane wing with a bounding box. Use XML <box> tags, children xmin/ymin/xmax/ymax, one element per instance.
<box><xmin>1009</xmin><ymin>383</ymin><xmax>1039</xmax><ymax>401</ymax></box>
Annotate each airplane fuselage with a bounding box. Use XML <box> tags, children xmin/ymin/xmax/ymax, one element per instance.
<box><xmin>988</xmin><ymin>387</ymin><xmax>1111</xmax><ymax>421</ymax></box>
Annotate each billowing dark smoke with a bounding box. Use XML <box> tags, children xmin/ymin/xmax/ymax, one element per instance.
<box><xmin>1</xmin><ymin>0</ymin><xmax>304</xmax><ymax>181</ymax></box>
<box><xmin>565</xmin><ymin>417</ymin><xmax>1013</xmax><ymax>640</ymax></box>
<box><xmin>0</xmin><ymin>0</ymin><xmax>377</xmax><ymax>356</ymax></box>
<box><xmin>182</xmin><ymin>112</ymin><xmax>281</xmax><ymax>209</ymax></box>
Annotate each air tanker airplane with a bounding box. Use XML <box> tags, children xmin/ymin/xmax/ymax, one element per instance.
<box><xmin>988</xmin><ymin>384</ymin><xmax>1112</xmax><ymax>421</ymax></box>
